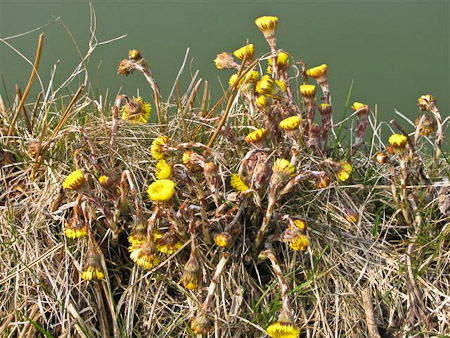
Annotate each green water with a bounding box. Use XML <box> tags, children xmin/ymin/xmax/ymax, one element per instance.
<box><xmin>1</xmin><ymin>0</ymin><xmax>448</xmax><ymax>135</ymax></box>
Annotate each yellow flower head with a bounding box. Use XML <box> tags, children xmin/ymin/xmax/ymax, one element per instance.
<box><xmin>233</xmin><ymin>44</ymin><xmax>255</xmax><ymax>61</ymax></box>
<box><xmin>300</xmin><ymin>84</ymin><xmax>317</xmax><ymax>98</ymax></box>
<box><xmin>150</xmin><ymin>135</ymin><xmax>169</xmax><ymax>160</ymax></box>
<box><xmin>214</xmin><ymin>52</ymin><xmax>238</xmax><ymax>69</ymax></box>
<box><xmin>81</xmin><ymin>238</ymin><xmax>104</xmax><ymax>281</ymax></box>
<box><xmin>306</xmin><ymin>64</ymin><xmax>328</xmax><ymax>78</ymax></box>
<box><xmin>337</xmin><ymin>162</ymin><xmax>352</xmax><ymax>182</ymax></box>
<box><xmin>293</xmin><ymin>219</ymin><xmax>307</xmax><ymax>232</ymax></box>
<box><xmin>266</xmin><ymin>321</ymin><xmax>300</xmax><ymax>338</ymax></box>
<box><xmin>318</xmin><ymin>103</ymin><xmax>332</xmax><ymax>115</ymax></box>
<box><xmin>290</xmin><ymin>233</ymin><xmax>309</xmax><ymax>251</ymax></box>
<box><xmin>155</xmin><ymin>159</ymin><xmax>172</xmax><ymax>179</ymax></box>
<box><xmin>245</xmin><ymin>128</ymin><xmax>267</xmax><ymax>144</ymax></box>
<box><xmin>268</xmin><ymin>51</ymin><xmax>289</xmax><ymax>73</ymax></box>
<box><xmin>129</xmin><ymin>242</ymin><xmax>160</xmax><ymax>270</ymax></box>
<box><xmin>256</xmin><ymin>75</ymin><xmax>283</xmax><ymax>98</ymax></box>
<box><xmin>255</xmin><ymin>16</ymin><xmax>279</xmax><ymax>38</ymax></box>
<box><xmin>63</xmin><ymin>170</ymin><xmax>85</xmax><ymax>190</ymax></box>
<box><xmin>215</xmin><ymin>232</ymin><xmax>232</xmax><ymax>248</ymax></box>
<box><xmin>64</xmin><ymin>219</ymin><xmax>88</xmax><ymax>239</ymax></box>
<box><xmin>256</xmin><ymin>95</ymin><xmax>270</xmax><ymax>111</ymax></box>
<box><xmin>276</xmin><ymin>79</ymin><xmax>287</xmax><ymax>93</ymax></box>
<box><xmin>121</xmin><ymin>97</ymin><xmax>151</xmax><ymax>124</ymax></box>
<box><xmin>388</xmin><ymin>134</ymin><xmax>408</xmax><ymax>150</ymax></box>
<box><xmin>229</xmin><ymin>71</ymin><xmax>260</xmax><ymax>89</ymax></box>
<box><xmin>279</xmin><ymin>116</ymin><xmax>300</xmax><ymax>131</ymax></box>
<box><xmin>345</xmin><ymin>212</ymin><xmax>358</xmax><ymax>224</ymax></box>
<box><xmin>181</xmin><ymin>251</ymin><xmax>201</xmax><ymax>290</ymax></box>
<box><xmin>147</xmin><ymin>179</ymin><xmax>175</xmax><ymax>203</ymax></box>
<box><xmin>352</xmin><ymin>102</ymin><xmax>369</xmax><ymax>116</ymax></box>
<box><xmin>128</xmin><ymin>221</ymin><xmax>148</xmax><ymax>246</ymax></box>
<box><xmin>155</xmin><ymin>232</ymin><xmax>183</xmax><ymax>254</ymax></box>
<box><xmin>128</xmin><ymin>49</ymin><xmax>141</xmax><ymax>60</ymax></box>
<box><xmin>231</xmin><ymin>174</ymin><xmax>249</xmax><ymax>193</ymax></box>
<box><xmin>272</xmin><ymin>158</ymin><xmax>295</xmax><ymax>180</ymax></box>
<box><xmin>81</xmin><ymin>266</ymin><xmax>104</xmax><ymax>281</ymax></box>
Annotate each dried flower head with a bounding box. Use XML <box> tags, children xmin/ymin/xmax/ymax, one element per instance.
<box><xmin>182</xmin><ymin>151</ymin><xmax>205</xmax><ymax>169</ymax></box>
<box><xmin>121</xmin><ymin>97</ymin><xmax>151</xmax><ymax>124</ymax></box>
<box><xmin>128</xmin><ymin>220</ymin><xmax>148</xmax><ymax>246</ymax></box>
<box><xmin>63</xmin><ymin>170</ymin><xmax>85</xmax><ymax>190</ymax></box>
<box><xmin>375</xmin><ymin>152</ymin><xmax>388</xmax><ymax>164</ymax></box>
<box><xmin>414</xmin><ymin>114</ymin><xmax>436</xmax><ymax>136</ymax></box>
<box><xmin>388</xmin><ymin>134</ymin><xmax>408</xmax><ymax>150</ymax></box>
<box><xmin>147</xmin><ymin>179</ymin><xmax>175</xmax><ymax>203</ymax></box>
<box><xmin>352</xmin><ymin>102</ymin><xmax>369</xmax><ymax>115</ymax></box>
<box><xmin>231</xmin><ymin>174</ymin><xmax>249</xmax><ymax>193</ymax></box>
<box><xmin>129</xmin><ymin>241</ymin><xmax>160</xmax><ymax>269</ymax></box>
<box><xmin>337</xmin><ymin>162</ymin><xmax>352</xmax><ymax>182</ymax></box>
<box><xmin>315</xmin><ymin>173</ymin><xmax>331</xmax><ymax>189</ymax></box>
<box><xmin>117</xmin><ymin>59</ymin><xmax>135</xmax><ymax>76</ymax></box>
<box><xmin>150</xmin><ymin>135</ymin><xmax>169</xmax><ymax>160</ymax></box>
<box><xmin>418</xmin><ymin>94</ymin><xmax>436</xmax><ymax>111</ymax></box>
<box><xmin>191</xmin><ymin>311</ymin><xmax>212</xmax><ymax>335</ymax></box>
<box><xmin>245</xmin><ymin>128</ymin><xmax>267</xmax><ymax>144</ymax></box>
<box><xmin>181</xmin><ymin>250</ymin><xmax>202</xmax><ymax>290</ymax></box>
<box><xmin>279</xmin><ymin>116</ymin><xmax>300</xmax><ymax>131</ymax></box>
<box><xmin>128</xmin><ymin>49</ymin><xmax>141</xmax><ymax>60</ymax></box>
<box><xmin>233</xmin><ymin>44</ymin><xmax>255</xmax><ymax>61</ymax></box>
<box><xmin>300</xmin><ymin>84</ymin><xmax>317</xmax><ymax>98</ymax></box>
<box><xmin>214</xmin><ymin>52</ymin><xmax>238</xmax><ymax>69</ymax></box>
<box><xmin>155</xmin><ymin>160</ymin><xmax>172</xmax><ymax>179</ymax></box>
<box><xmin>215</xmin><ymin>232</ymin><xmax>232</xmax><ymax>248</ymax></box>
<box><xmin>318</xmin><ymin>103</ymin><xmax>332</xmax><ymax>115</ymax></box>
<box><xmin>98</xmin><ymin>175</ymin><xmax>114</xmax><ymax>190</ymax></box>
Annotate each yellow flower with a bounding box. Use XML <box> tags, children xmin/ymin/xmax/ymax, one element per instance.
<box><xmin>64</xmin><ymin>220</ymin><xmax>88</xmax><ymax>239</ymax></box>
<box><xmin>150</xmin><ymin>135</ymin><xmax>169</xmax><ymax>160</ymax></box>
<box><xmin>128</xmin><ymin>49</ymin><xmax>141</xmax><ymax>60</ymax></box>
<box><xmin>81</xmin><ymin>266</ymin><xmax>104</xmax><ymax>281</ymax></box>
<box><xmin>289</xmin><ymin>233</ymin><xmax>309</xmax><ymax>251</ymax></box>
<box><xmin>337</xmin><ymin>162</ymin><xmax>352</xmax><ymax>182</ymax></box>
<box><xmin>318</xmin><ymin>103</ymin><xmax>332</xmax><ymax>115</ymax></box>
<box><xmin>279</xmin><ymin>116</ymin><xmax>300</xmax><ymax>131</ymax></box>
<box><xmin>229</xmin><ymin>71</ymin><xmax>260</xmax><ymax>89</ymax></box>
<box><xmin>388</xmin><ymin>134</ymin><xmax>408</xmax><ymax>150</ymax></box>
<box><xmin>272</xmin><ymin>159</ymin><xmax>295</xmax><ymax>179</ymax></box>
<box><xmin>155</xmin><ymin>160</ymin><xmax>172</xmax><ymax>179</ymax></box>
<box><xmin>147</xmin><ymin>179</ymin><xmax>175</xmax><ymax>203</ymax></box>
<box><xmin>129</xmin><ymin>243</ymin><xmax>160</xmax><ymax>270</ymax></box>
<box><xmin>268</xmin><ymin>51</ymin><xmax>289</xmax><ymax>73</ymax></box>
<box><xmin>121</xmin><ymin>97</ymin><xmax>151</xmax><ymax>124</ymax></box>
<box><xmin>181</xmin><ymin>252</ymin><xmax>201</xmax><ymax>290</ymax></box>
<box><xmin>256</xmin><ymin>75</ymin><xmax>284</xmax><ymax>98</ymax></box>
<box><xmin>255</xmin><ymin>16</ymin><xmax>279</xmax><ymax>38</ymax></box>
<box><xmin>245</xmin><ymin>128</ymin><xmax>267</xmax><ymax>144</ymax></box>
<box><xmin>293</xmin><ymin>219</ymin><xmax>306</xmax><ymax>231</ymax></box>
<box><xmin>233</xmin><ymin>44</ymin><xmax>255</xmax><ymax>61</ymax></box>
<box><xmin>266</xmin><ymin>321</ymin><xmax>300</xmax><ymax>338</ymax></box>
<box><xmin>306</xmin><ymin>64</ymin><xmax>327</xmax><ymax>78</ymax></box>
<box><xmin>214</xmin><ymin>52</ymin><xmax>238</xmax><ymax>69</ymax></box>
<box><xmin>128</xmin><ymin>221</ymin><xmax>148</xmax><ymax>246</ymax></box>
<box><xmin>231</xmin><ymin>174</ymin><xmax>249</xmax><ymax>193</ymax></box>
<box><xmin>191</xmin><ymin>311</ymin><xmax>212</xmax><ymax>335</ymax></box>
<box><xmin>276</xmin><ymin>79</ymin><xmax>286</xmax><ymax>93</ymax></box>
<box><xmin>155</xmin><ymin>232</ymin><xmax>183</xmax><ymax>254</ymax></box>
<box><xmin>256</xmin><ymin>95</ymin><xmax>270</xmax><ymax>111</ymax></box>
<box><xmin>215</xmin><ymin>232</ymin><xmax>232</xmax><ymax>248</ymax></box>
<box><xmin>63</xmin><ymin>170</ymin><xmax>85</xmax><ymax>190</ymax></box>
<box><xmin>299</xmin><ymin>84</ymin><xmax>317</xmax><ymax>98</ymax></box>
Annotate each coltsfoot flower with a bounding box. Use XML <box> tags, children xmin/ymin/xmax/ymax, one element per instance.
<box><xmin>293</xmin><ymin>219</ymin><xmax>307</xmax><ymax>232</ymax></box>
<box><xmin>231</xmin><ymin>174</ymin><xmax>249</xmax><ymax>193</ymax></box>
<box><xmin>337</xmin><ymin>162</ymin><xmax>352</xmax><ymax>182</ymax></box>
<box><xmin>129</xmin><ymin>242</ymin><xmax>160</xmax><ymax>270</ymax></box>
<box><xmin>181</xmin><ymin>250</ymin><xmax>202</xmax><ymax>290</ymax></box>
<box><xmin>418</xmin><ymin>94</ymin><xmax>436</xmax><ymax>111</ymax></box>
<box><xmin>299</xmin><ymin>84</ymin><xmax>317</xmax><ymax>98</ymax></box>
<box><xmin>150</xmin><ymin>135</ymin><xmax>169</xmax><ymax>160</ymax></box>
<box><xmin>63</xmin><ymin>170</ymin><xmax>85</xmax><ymax>190</ymax></box>
<box><xmin>256</xmin><ymin>95</ymin><xmax>270</xmax><ymax>112</ymax></box>
<box><xmin>315</xmin><ymin>173</ymin><xmax>331</xmax><ymax>189</ymax></box>
<box><xmin>117</xmin><ymin>59</ymin><xmax>135</xmax><ymax>76</ymax></box>
<box><xmin>229</xmin><ymin>71</ymin><xmax>260</xmax><ymax>88</ymax></box>
<box><xmin>81</xmin><ymin>237</ymin><xmax>104</xmax><ymax>281</ymax></box>
<box><xmin>414</xmin><ymin>114</ymin><xmax>436</xmax><ymax>136</ymax></box>
<box><xmin>375</xmin><ymin>152</ymin><xmax>388</xmax><ymax>164</ymax></box>
<box><xmin>155</xmin><ymin>231</ymin><xmax>183</xmax><ymax>254</ymax></box>
<box><xmin>147</xmin><ymin>179</ymin><xmax>175</xmax><ymax>203</ymax></box>
<box><xmin>266</xmin><ymin>321</ymin><xmax>300</xmax><ymax>338</ymax></box>
<box><xmin>64</xmin><ymin>218</ymin><xmax>88</xmax><ymax>239</ymax></box>
<box><xmin>256</xmin><ymin>75</ymin><xmax>284</xmax><ymax>98</ymax></box>
<box><xmin>267</xmin><ymin>51</ymin><xmax>289</xmax><ymax>73</ymax></box>
<box><xmin>279</xmin><ymin>116</ymin><xmax>300</xmax><ymax>131</ymax></box>
<box><xmin>306</xmin><ymin>64</ymin><xmax>327</xmax><ymax>79</ymax></box>
<box><xmin>215</xmin><ymin>232</ymin><xmax>232</xmax><ymax>248</ymax></box>
<box><xmin>272</xmin><ymin>158</ymin><xmax>295</xmax><ymax>184</ymax></box>
<box><xmin>155</xmin><ymin>160</ymin><xmax>172</xmax><ymax>179</ymax></box>
<box><xmin>233</xmin><ymin>44</ymin><xmax>255</xmax><ymax>61</ymax></box>
<box><xmin>318</xmin><ymin>103</ymin><xmax>332</xmax><ymax>115</ymax></box>
<box><xmin>191</xmin><ymin>311</ymin><xmax>212</xmax><ymax>335</ymax></box>
<box><xmin>255</xmin><ymin>16</ymin><xmax>278</xmax><ymax>41</ymax></box>
<box><xmin>388</xmin><ymin>134</ymin><xmax>408</xmax><ymax>150</ymax></box>
<box><xmin>245</xmin><ymin>128</ymin><xmax>267</xmax><ymax>144</ymax></box>
<box><xmin>121</xmin><ymin>97</ymin><xmax>151</xmax><ymax>124</ymax></box>
<box><xmin>128</xmin><ymin>220</ymin><xmax>148</xmax><ymax>246</ymax></box>
<box><xmin>352</xmin><ymin>102</ymin><xmax>369</xmax><ymax>115</ymax></box>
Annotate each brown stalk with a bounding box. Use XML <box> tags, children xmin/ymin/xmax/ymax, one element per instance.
<box><xmin>199</xmin><ymin>80</ymin><xmax>209</xmax><ymax>117</ymax></box>
<box><xmin>5</xmin><ymin>33</ymin><xmax>44</xmax><ymax>148</ymax></box>
<box><xmin>175</xmin><ymin>79</ymin><xmax>190</xmax><ymax>142</ymax></box>
<box><xmin>15</xmin><ymin>85</ymin><xmax>32</xmax><ymax>134</ymax></box>
<box><xmin>361</xmin><ymin>288</ymin><xmax>381</xmax><ymax>338</ymax></box>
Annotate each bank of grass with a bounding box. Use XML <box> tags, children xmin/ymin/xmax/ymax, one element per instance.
<box><xmin>1</xmin><ymin>17</ymin><xmax>450</xmax><ymax>338</ymax></box>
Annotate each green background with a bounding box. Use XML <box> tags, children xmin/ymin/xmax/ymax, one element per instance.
<box><xmin>1</xmin><ymin>0</ymin><xmax>448</xmax><ymax>126</ymax></box>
